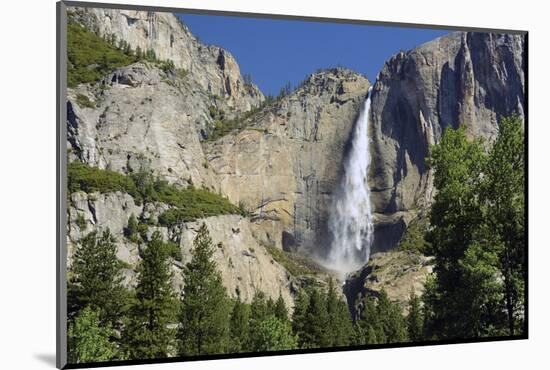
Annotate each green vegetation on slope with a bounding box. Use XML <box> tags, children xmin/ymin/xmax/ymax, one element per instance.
<box><xmin>397</xmin><ymin>215</ymin><xmax>431</xmax><ymax>254</ymax></box>
<box><xmin>263</xmin><ymin>244</ymin><xmax>325</xmax><ymax>277</ymax></box>
<box><xmin>67</xmin><ymin>20</ymin><xmax>187</xmax><ymax>88</ymax></box>
<box><xmin>68</xmin><ymin>161</ymin><xmax>140</xmax><ymax>199</ymax></box>
<box><xmin>67</xmin><ymin>21</ymin><xmax>137</xmax><ymax>87</ymax></box>
<box><xmin>67</xmin><ymin>161</ymin><xmax>244</xmax><ymax>225</ymax></box>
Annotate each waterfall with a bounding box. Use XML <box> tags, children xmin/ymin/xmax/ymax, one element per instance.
<box><xmin>327</xmin><ymin>87</ymin><xmax>374</xmax><ymax>276</ymax></box>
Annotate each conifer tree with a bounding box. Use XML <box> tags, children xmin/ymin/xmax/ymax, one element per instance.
<box><xmin>274</xmin><ymin>293</ymin><xmax>288</xmax><ymax>323</ymax></box>
<box><xmin>377</xmin><ymin>290</ymin><xmax>407</xmax><ymax>343</ymax></box>
<box><xmin>301</xmin><ymin>288</ymin><xmax>330</xmax><ymax>348</ymax></box>
<box><xmin>250</xmin><ymin>291</ymin><xmax>269</xmax><ymax>324</ymax></box>
<box><xmin>249</xmin><ymin>315</ymin><xmax>297</xmax><ymax>352</ymax></box>
<box><xmin>406</xmin><ymin>288</ymin><xmax>424</xmax><ymax>342</ymax></box>
<box><xmin>178</xmin><ymin>223</ymin><xmax>230</xmax><ymax>356</ymax></box>
<box><xmin>355</xmin><ymin>294</ymin><xmax>383</xmax><ymax>344</ymax></box>
<box><xmin>125</xmin><ymin>213</ymin><xmax>139</xmax><ymax>243</ymax></box>
<box><xmin>326</xmin><ymin>279</ymin><xmax>352</xmax><ymax>346</ymax></box>
<box><xmin>228</xmin><ymin>299</ymin><xmax>250</xmax><ymax>352</ymax></box>
<box><xmin>68</xmin><ymin>229</ymin><xmax>128</xmax><ymax>329</ymax></box>
<box><xmin>68</xmin><ymin>306</ymin><xmax>119</xmax><ymax>364</ymax></box>
<box><xmin>123</xmin><ymin>231</ymin><xmax>177</xmax><ymax>359</ymax></box>
<box><xmin>291</xmin><ymin>289</ymin><xmax>309</xmax><ymax>348</ymax></box>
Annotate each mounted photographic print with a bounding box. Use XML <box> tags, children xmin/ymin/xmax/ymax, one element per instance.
<box><xmin>56</xmin><ymin>1</ymin><xmax>528</xmax><ymax>368</ymax></box>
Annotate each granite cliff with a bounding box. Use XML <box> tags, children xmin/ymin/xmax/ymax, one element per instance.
<box><xmin>369</xmin><ymin>32</ymin><xmax>525</xmax><ymax>252</ymax></box>
<box><xmin>66</xmin><ymin>7</ymin><xmax>526</xmax><ymax>309</ymax></box>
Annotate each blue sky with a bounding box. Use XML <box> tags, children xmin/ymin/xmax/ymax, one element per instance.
<box><xmin>177</xmin><ymin>13</ymin><xmax>450</xmax><ymax>97</ymax></box>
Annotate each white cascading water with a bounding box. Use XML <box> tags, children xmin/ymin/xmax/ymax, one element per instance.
<box><xmin>327</xmin><ymin>87</ymin><xmax>374</xmax><ymax>276</ymax></box>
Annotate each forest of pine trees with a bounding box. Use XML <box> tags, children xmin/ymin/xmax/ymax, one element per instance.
<box><xmin>67</xmin><ymin>116</ymin><xmax>525</xmax><ymax>364</ymax></box>
<box><xmin>67</xmin><ymin>221</ymin><xmax>414</xmax><ymax>364</ymax></box>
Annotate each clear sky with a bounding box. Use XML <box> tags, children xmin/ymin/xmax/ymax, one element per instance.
<box><xmin>177</xmin><ymin>13</ymin><xmax>451</xmax><ymax>97</ymax></box>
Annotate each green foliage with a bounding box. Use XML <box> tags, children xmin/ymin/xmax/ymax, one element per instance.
<box><xmin>291</xmin><ymin>289</ymin><xmax>309</xmax><ymax>347</ymax></box>
<box><xmin>68</xmin><ymin>229</ymin><xmax>129</xmax><ymax>329</ymax></box>
<box><xmin>156</xmin><ymin>186</ymin><xmax>243</xmax><ymax>226</ymax></box>
<box><xmin>204</xmin><ymin>97</ymin><xmax>277</xmax><ymax>142</ymax></box>
<box><xmin>124</xmin><ymin>214</ymin><xmax>139</xmax><ymax>243</ymax></box>
<box><xmin>406</xmin><ymin>289</ymin><xmax>424</xmax><ymax>342</ymax></box>
<box><xmin>481</xmin><ymin>115</ymin><xmax>525</xmax><ymax>336</ymax></box>
<box><xmin>68</xmin><ymin>19</ymin><xmax>186</xmax><ymax>89</ymax></box>
<box><xmin>164</xmin><ymin>241</ymin><xmax>183</xmax><ymax>262</ymax></box>
<box><xmin>298</xmin><ymin>288</ymin><xmax>331</xmax><ymax>349</ymax></box>
<box><xmin>326</xmin><ymin>279</ymin><xmax>353</xmax><ymax>347</ymax></box>
<box><xmin>75</xmin><ymin>94</ymin><xmax>96</xmax><ymax>108</ymax></box>
<box><xmin>123</xmin><ymin>231</ymin><xmax>177</xmax><ymax>359</ymax></box>
<box><xmin>249</xmin><ymin>291</ymin><xmax>271</xmax><ymax>326</ymax></box>
<box><xmin>67</xmin><ymin>162</ymin><xmax>244</xmax><ymax>224</ymax></box>
<box><xmin>68</xmin><ymin>306</ymin><xmax>119</xmax><ymax>364</ymax></box>
<box><xmin>229</xmin><ymin>299</ymin><xmax>251</xmax><ymax>352</ymax></box>
<box><xmin>424</xmin><ymin>117</ymin><xmax>525</xmax><ymax>339</ymax></box>
<box><xmin>354</xmin><ymin>291</ymin><xmax>407</xmax><ymax>345</ymax></box>
<box><xmin>248</xmin><ymin>315</ymin><xmax>297</xmax><ymax>351</ymax></box>
<box><xmin>424</xmin><ymin>124</ymin><xmax>488</xmax><ymax>339</ymax></box>
<box><xmin>75</xmin><ymin>213</ymin><xmax>87</xmax><ymax>230</ymax></box>
<box><xmin>274</xmin><ymin>294</ymin><xmax>289</xmax><ymax>323</ymax></box>
<box><xmin>178</xmin><ymin>224</ymin><xmax>231</xmax><ymax>356</ymax></box>
<box><xmin>68</xmin><ymin>162</ymin><xmax>139</xmax><ymax>198</ymax></box>
<box><xmin>398</xmin><ymin>216</ymin><xmax>431</xmax><ymax>254</ymax></box>
<box><xmin>67</xmin><ymin>21</ymin><xmax>136</xmax><ymax>87</ymax></box>
<box><xmin>263</xmin><ymin>244</ymin><xmax>320</xmax><ymax>277</ymax></box>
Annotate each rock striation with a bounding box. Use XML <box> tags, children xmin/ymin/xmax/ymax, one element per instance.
<box><xmin>205</xmin><ymin>68</ymin><xmax>371</xmax><ymax>255</ymax></box>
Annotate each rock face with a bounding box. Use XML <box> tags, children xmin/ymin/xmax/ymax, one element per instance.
<box><xmin>67</xmin><ymin>192</ymin><xmax>293</xmax><ymax>307</ymax></box>
<box><xmin>205</xmin><ymin>69</ymin><xmax>371</xmax><ymax>254</ymax></box>
<box><xmin>70</xmin><ymin>7</ymin><xmax>263</xmax><ymax>114</ymax></box>
<box><xmin>344</xmin><ymin>251</ymin><xmax>433</xmax><ymax>315</ymax></box>
<box><xmin>369</xmin><ymin>32</ymin><xmax>525</xmax><ymax>252</ymax></box>
<box><xmin>67</xmin><ymin>63</ymin><xmax>220</xmax><ymax>187</ymax></box>
<box><xmin>177</xmin><ymin>216</ymin><xmax>293</xmax><ymax>308</ymax></box>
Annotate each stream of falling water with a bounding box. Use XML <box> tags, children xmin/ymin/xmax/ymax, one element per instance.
<box><xmin>327</xmin><ymin>87</ymin><xmax>374</xmax><ymax>276</ymax></box>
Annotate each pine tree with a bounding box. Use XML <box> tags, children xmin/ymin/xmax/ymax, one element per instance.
<box><xmin>301</xmin><ymin>288</ymin><xmax>330</xmax><ymax>348</ymax></box>
<box><xmin>355</xmin><ymin>294</ymin><xmax>383</xmax><ymax>344</ymax></box>
<box><xmin>406</xmin><ymin>288</ymin><xmax>423</xmax><ymax>342</ymax></box>
<box><xmin>326</xmin><ymin>279</ymin><xmax>352</xmax><ymax>346</ymax></box>
<box><xmin>377</xmin><ymin>291</ymin><xmax>407</xmax><ymax>343</ymax></box>
<box><xmin>274</xmin><ymin>293</ymin><xmax>288</xmax><ymax>323</ymax></box>
<box><xmin>229</xmin><ymin>299</ymin><xmax>250</xmax><ymax>352</ymax></box>
<box><xmin>249</xmin><ymin>315</ymin><xmax>297</xmax><ymax>351</ymax></box>
<box><xmin>291</xmin><ymin>289</ymin><xmax>309</xmax><ymax>348</ymax></box>
<box><xmin>123</xmin><ymin>231</ymin><xmax>177</xmax><ymax>359</ymax></box>
<box><xmin>178</xmin><ymin>223</ymin><xmax>230</xmax><ymax>356</ymax></box>
<box><xmin>125</xmin><ymin>213</ymin><xmax>139</xmax><ymax>243</ymax></box>
<box><xmin>68</xmin><ymin>229</ymin><xmax>128</xmax><ymax>329</ymax></box>
<box><xmin>250</xmin><ymin>291</ymin><xmax>269</xmax><ymax>324</ymax></box>
<box><xmin>68</xmin><ymin>306</ymin><xmax>119</xmax><ymax>364</ymax></box>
